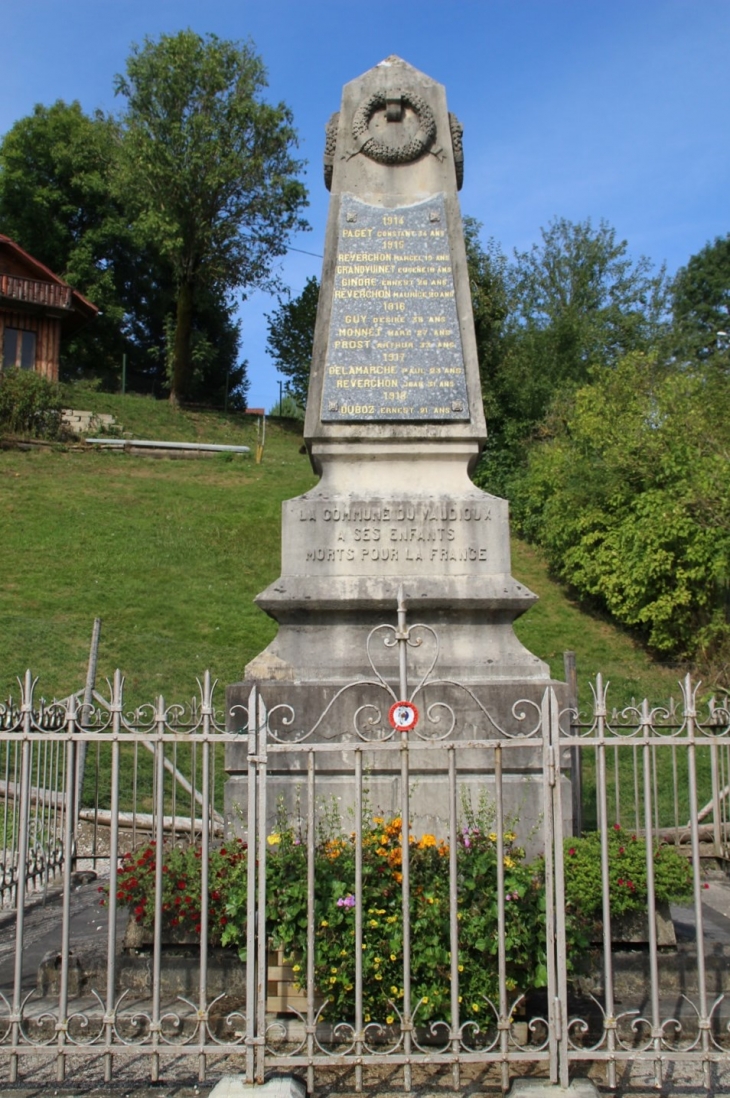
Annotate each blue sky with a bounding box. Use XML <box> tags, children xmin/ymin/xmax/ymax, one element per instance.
<box><xmin>3</xmin><ymin>1</ymin><xmax>729</xmax><ymax>409</ymax></box>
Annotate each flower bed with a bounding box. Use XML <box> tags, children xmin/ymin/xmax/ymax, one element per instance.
<box><xmin>109</xmin><ymin>815</ymin><xmax>692</xmax><ymax>1024</ymax></box>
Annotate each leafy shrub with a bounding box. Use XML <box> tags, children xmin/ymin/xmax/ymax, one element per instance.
<box><xmin>509</xmin><ymin>353</ymin><xmax>730</xmax><ymax>662</ymax></box>
<box><xmin>563</xmin><ymin>823</ymin><xmax>692</xmax><ymax>949</ymax></box>
<box><xmin>227</xmin><ymin>810</ymin><xmax>547</xmax><ymax>1025</ymax></box>
<box><xmin>108</xmin><ymin>816</ymin><xmax>694</xmax><ymax>1025</ymax></box>
<box><xmin>106</xmin><ymin>838</ymin><xmax>246</xmax><ymax>945</ymax></box>
<box><xmin>0</xmin><ymin>368</ymin><xmax>65</xmax><ymax>439</ymax></box>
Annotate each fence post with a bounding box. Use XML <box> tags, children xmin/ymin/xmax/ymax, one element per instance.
<box><xmin>73</xmin><ymin>617</ymin><xmax>102</xmax><ymax>865</ymax></box>
<box><xmin>563</xmin><ymin>651</ymin><xmax>582</xmax><ymax>836</ymax></box>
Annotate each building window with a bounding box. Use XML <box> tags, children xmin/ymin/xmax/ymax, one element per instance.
<box><xmin>2</xmin><ymin>328</ymin><xmax>36</xmax><ymax>370</ymax></box>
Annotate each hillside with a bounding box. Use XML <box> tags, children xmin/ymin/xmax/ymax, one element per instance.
<box><xmin>0</xmin><ymin>389</ymin><xmax>684</xmax><ymax>711</ymax></box>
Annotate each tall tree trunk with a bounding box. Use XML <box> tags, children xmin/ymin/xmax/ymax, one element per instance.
<box><xmin>170</xmin><ymin>278</ymin><xmax>194</xmax><ymax>403</ymax></box>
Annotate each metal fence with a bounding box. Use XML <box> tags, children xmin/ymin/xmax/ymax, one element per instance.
<box><xmin>0</xmin><ymin>611</ymin><xmax>728</xmax><ymax>1092</ymax></box>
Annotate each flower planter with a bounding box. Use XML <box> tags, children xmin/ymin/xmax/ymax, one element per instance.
<box><xmin>591</xmin><ymin>902</ymin><xmax>676</xmax><ymax>948</ymax></box>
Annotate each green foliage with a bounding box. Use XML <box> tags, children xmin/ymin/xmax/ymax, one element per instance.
<box><xmin>0</xmin><ymin>368</ymin><xmax>64</xmax><ymax>439</ymax></box>
<box><xmin>108</xmin><ymin>839</ymin><xmax>247</xmax><ymax>945</ymax></box>
<box><xmin>671</xmin><ymin>233</ymin><xmax>730</xmax><ymax>362</ymax></box>
<box><xmin>110</xmin><ymin>815</ymin><xmax>693</xmax><ymax>1028</ymax></box>
<box><xmin>269</xmin><ymin>393</ymin><xmax>305</xmax><ymax>420</ymax></box>
<box><xmin>266</xmin><ymin>277</ymin><xmax>320</xmax><ymax>407</ymax></box>
<box><xmin>564</xmin><ymin>824</ymin><xmax>692</xmax><ymax>948</ymax></box>
<box><xmin>115</xmin><ymin>30</ymin><xmax>308</xmax><ymax>402</ymax></box>
<box><xmin>509</xmin><ymin>352</ymin><xmax>730</xmax><ymax>662</ymax></box>
<box><xmin>0</xmin><ymin>100</ymin><xmax>141</xmax><ymax>382</ymax></box>
<box><xmin>473</xmin><ymin>217</ymin><xmax>668</xmax><ymax>496</ymax></box>
<box><xmin>249</xmin><ymin>811</ymin><xmax>545</xmax><ymax>1025</ymax></box>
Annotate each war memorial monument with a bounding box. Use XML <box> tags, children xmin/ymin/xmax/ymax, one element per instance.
<box><xmin>226</xmin><ymin>57</ymin><xmax>570</xmax><ymax>838</ymax></box>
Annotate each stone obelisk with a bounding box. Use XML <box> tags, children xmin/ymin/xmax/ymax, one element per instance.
<box><xmin>226</xmin><ymin>57</ymin><xmax>568</xmax><ymax>838</ymax></box>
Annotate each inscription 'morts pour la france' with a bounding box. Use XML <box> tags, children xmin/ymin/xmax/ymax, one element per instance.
<box><xmin>321</xmin><ymin>194</ymin><xmax>469</xmax><ymax>422</ymax></box>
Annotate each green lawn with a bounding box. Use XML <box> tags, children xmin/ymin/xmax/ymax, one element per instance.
<box><xmin>1</xmin><ymin>390</ymin><xmax>688</xmax><ymax>718</ymax></box>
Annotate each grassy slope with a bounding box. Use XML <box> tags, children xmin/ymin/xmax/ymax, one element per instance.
<box><xmin>1</xmin><ymin>390</ymin><xmax>684</xmax><ymax>712</ymax></box>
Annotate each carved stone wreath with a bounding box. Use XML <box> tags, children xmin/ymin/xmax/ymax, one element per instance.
<box><xmin>351</xmin><ymin>90</ymin><xmax>437</xmax><ymax>166</ymax></box>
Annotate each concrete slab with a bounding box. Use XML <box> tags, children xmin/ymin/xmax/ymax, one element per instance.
<box><xmin>208</xmin><ymin>1076</ymin><xmax>306</xmax><ymax>1098</ymax></box>
<box><xmin>508</xmin><ymin>1079</ymin><xmax>600</xmax><ymax>1098</ymax></box>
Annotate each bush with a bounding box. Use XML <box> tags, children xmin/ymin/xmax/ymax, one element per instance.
<box><xmin>564</xmin><ymin>823</ymin><xmax>692</xmax><ymax>949</ymax></box>
<box><xmin>108</xmin><ymin>815</ymin><xmax>694</xmax><ymax>1026</ymax></box>
<box><xmin>509</xmin><ymin>353</ymin><xmax>730</xmax><ymax>662</ymax></box>
<box><xmin>0</xmin><ymin>368</ymin><xmax>65</xmax><ymax>439</ymax></box>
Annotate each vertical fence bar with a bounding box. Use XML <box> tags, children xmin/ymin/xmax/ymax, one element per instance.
<box><xmin>396</xmin><ymin>592</ymin><xmax>412</xmax><ymax>1093</ymax></box>
<box><xmin>540</xmin><ymin>688</ymin><xmax>559</xmax><ymax>1086</ymax></box>
<box><xmin>255</xmin><ymin>692</ymin><xmax>268</xmax><ymax>1084</ymax></box>
<box><xmin>55</xmin><ymin>697</ymin><xmax>78</xmax><ymax>1083</ymax></box>
<box><xmin>9</xmin><ymin>672</ymin><xmax>34</xmax><ymax>1084</ymax></box>
<box><xmin>197</xmin><ymin>671</ymin><xmax>212</xmax><ymax>1083</ymax></box>
<box><xmin>244</xmin><ymin>687</ymin><xmax>258</xmax><ymax>1085</ymax></box>
<box><xmin>103</xmin><ymin>670</ymin><xmax>123</xmax><ymax>1083</ymax></box>
<box><xmin>563</xmin><ymin>651</ymin><xmax>582</xmax><ymax>836</ymax></box>
<box><xmin>549</xmin><ymin>687</ymin><xmax>570</xmax><ymax>1089</ymax></box>
<box><xmin>354</xmin><ymin>748</ymin><xmax>363</xmax><ymax>1095</ymax></box>
<box><xmin>683</xmin><ymin>675</ymin><xmax>712</xmax><ymax>1089</ymax></box>
<box><xmin>640</xmin><ymin>699</ymin><xmax>662</xmax><ymax>1089</ymax></box>
<box><xmin>447</xmin><ymin>746</ymin><xmax>459</xmax><ymax>1092</ymax></box>
<box><xmin>494</xmin><ymin>743</ymin><xmax>509</xmax><ymax>1094</ymax></box>
<box><xmin>306</xmin><ymin>750</ymin><xmax>316</xmax><ymax>1097</ymax></box>
<box><xmin>150</xmin><ymin>694</ymin><xmax>166</xmax><ymax>1083</ymax></box>
<box><xmin>594</xmin><ymin>675</ymin><xmax>617</xmax><ymax>1090</ymax></box>
<box><xmin>710</xmin><ymin>739</ymin><xmax>722</xmax><ymax>856</ymax></box>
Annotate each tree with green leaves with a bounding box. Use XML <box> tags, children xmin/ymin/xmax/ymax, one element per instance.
<box><xmin>509</xmin><ymin>351</ymin><xmax>730</xmax><ymax>665</ymax></box>
<box><xmin>473</xmin><ymin>217</ymin><xmax>669</xmax><ymax>494</ymax></box>
<box><xmin>265</xmin><ymin>276</ymin><xmax>319</xmax><ymax>407</ymax></box>
<box><xmin>0</xmin><ymin>100</ymin><xmax>140</xmax><ymax>381</ymax></box>
<box><xmin>115</xmin><ymin>30</ymin><xmax>308</xmax><ymax>403</ymax></box>
<box><xmin>671</xmin><ymin>233</ymin><xmax>730</xmax><ymax>363</ymax></box>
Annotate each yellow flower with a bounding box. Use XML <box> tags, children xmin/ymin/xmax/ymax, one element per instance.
<box><xmin>390</xmin><ymin>953</ymin><xmax>396</xmax><ymax>961</ymax></box>
<box><xmin>292</xmin><ymin>964</ymin><xmax>301</xmax><ymax>973</ymax></box>
<box><xmin>386</xmin><ymin>916</ymin><xmax>397</xmax><ymax>924</ymax></box>
<box><xmin>329</xmin><ymin>977</ymin><xmax>337</xmax><ymax>985</ymax></box>
<box><xmin>369</xmin><ymin>919</ymin><xmax>379</xmax><ymax>928</ymax></box>
<box><xmin>339</xmin><ymin>950</ymin><xmax>347</xmax><ymax>958</ymax></box>
<box><xmin>373</xmin><ymin>816</ymin><xmax>384</xmax><ymax>825</ymax></box>
<box><xmin>386</xmin><ymin>1014</ymin><xmax>395</xmax><ymax>1025</ymax></box>
<box><xmin>320</xmin><ymin>920</ymin><xmax>329</xmax><ymax>927</ymax></box>
<box><xmin>418</xmin><ymin>834</ymin><xmax>436</xmax><ymax>848</ymax></box>
<box><xmin>458</xmin><ymin>965</ymin><xmax>464</xmax><ymax>973</ymax></box>
<box><xmin>330</xmin><ymin>967</ymin><xmax>338</xmax><ymax>974</ymax></box>
<box><xmin>504</xmin><ymin>856</ymin><xmax>515</xmax><ymax>869</ymax></box>
<box><xmin>365</xmin><ymin>1014</ymin><xmax>371</xmax><ymax>1022</ymax></box>
<box><xmin>390</xmin><ymin>986</ymin><xmax>399</xmax><ymax>995</ymax></box>
<box><xmin>488</xmin><ymin>832</ymin><xmax>497</xmax><ymax>843</ymax></box>
<box><xmin>374</xmin><ymin>973</ymin><xmax>383</xmax><ymax>981</ymax></box>
<box><xmin>422</xmin><ymin>996</ymin><xmax>429</xmax><ymax>1005</ymax></box>
<box><xmin>472</xmin><ymin>1003</ymin><xmax>480</xmax><ymax>1013</ymax></box>
<box><xmin>267</xmin><ymin>833</ymin><xmax>280</xmax><ymax>845</ymax></box>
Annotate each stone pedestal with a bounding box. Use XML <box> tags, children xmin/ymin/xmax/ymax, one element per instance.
<box><xmin>225</xmin><ymin>57</ymin><xmax>569</xmax><ymax>847</ymax></box>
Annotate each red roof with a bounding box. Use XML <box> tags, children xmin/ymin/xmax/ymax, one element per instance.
<box><xmin>0</xmin><ymin>235</ymin><xmax>98</xmax><ymax>325</ymax></box>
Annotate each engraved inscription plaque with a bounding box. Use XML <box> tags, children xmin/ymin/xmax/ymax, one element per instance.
<box><xmin>321</xmin><ymin>194</ymin><xmax>469</xmax><ymax>421</ymax></box>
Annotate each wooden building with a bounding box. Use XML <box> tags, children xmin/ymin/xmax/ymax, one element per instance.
<box><xmin>0</xmin><ymin>236</ymin><xmax>97</xmax><ymax>381</ymax></box>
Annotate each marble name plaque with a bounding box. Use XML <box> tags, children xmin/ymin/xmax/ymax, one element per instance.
<box><xmin>321</xmin><ymin>194</ymin><xmax>469</xmax><ymax>422</ymax></box>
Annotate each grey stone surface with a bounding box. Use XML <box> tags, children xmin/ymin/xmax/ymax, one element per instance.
<box><xmin>208</xmin><ymin>1075</ymin><xmax>306</xmax><ymax>1098</ymax></box>
<box><xmin>508</xmin><ymin>1081</ymin><xmax>600</xmax><ymax>1098</ymax></box>
<box><xmin>226</xmin><ymin>57</ymin><xmax>570</xmax><ymax>835</ymax></box>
